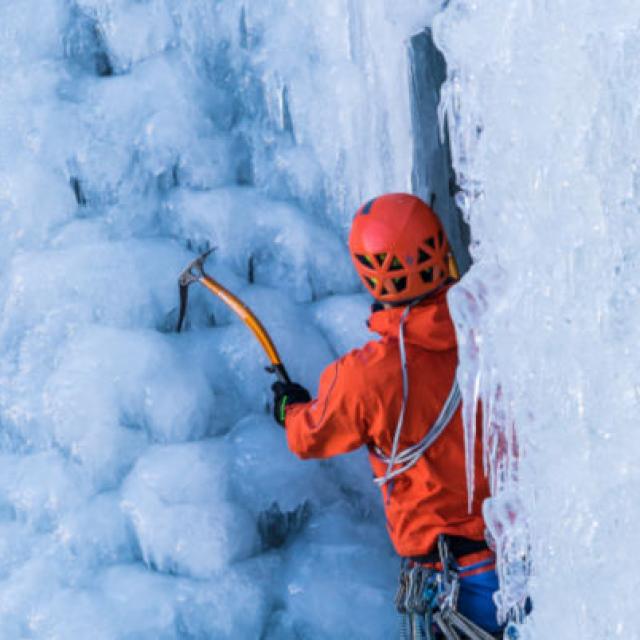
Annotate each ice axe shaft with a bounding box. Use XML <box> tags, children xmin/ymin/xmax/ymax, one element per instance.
<box><xmin>176</xmin><ymin>250</ymin><xmax>291</xmax><ymax>385</ymax></box>
<box><xmin>198</xmin><ymin>275</ymin><xmax>291</xmax><ymax>384</ymax></box>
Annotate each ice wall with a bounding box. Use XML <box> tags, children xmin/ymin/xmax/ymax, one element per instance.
<box><xmin>435</xmin><ymin>2</ymin><xmax>640</xmax><ymax>637</ymax></box>
<box><xmin>0</xmin><ymin>1</ymin><xmax>446</xmax><ymax>637</ymax></box>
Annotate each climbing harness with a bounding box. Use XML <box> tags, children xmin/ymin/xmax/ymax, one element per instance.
<box><xmin>373</xmin><ymin>297</ymin><xmax>461</xmax><ymax>487</ymax></box>
<box><xmin>411</xmin><ymin>536</ymin><xmax>489</xmax><ymax>566</ymax></box>
<box><xmin>176</xmin><ymin>249</ymin><xmax>291</xmax><ymax>384</ymax></box>
<box><xmin>396</xmin><ymin>536</ymin><xmax>499</xmax><ymax>640</ymax></box>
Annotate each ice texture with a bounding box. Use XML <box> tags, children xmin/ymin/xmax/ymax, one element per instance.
<box><xmin>435</xmin><ymin>1</ymin><xmax>640</xmax><ymax>637</ymax></box>
<box><xmin>0</xmin><ymin>1</ymin><xmax>449</xmax><ymax>638</ymax></box>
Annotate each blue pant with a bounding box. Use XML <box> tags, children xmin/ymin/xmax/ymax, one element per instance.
<box><xmin>455</xmin><ymin>560</ymin><xmax>502</xmax><ymax>634</ymax></box>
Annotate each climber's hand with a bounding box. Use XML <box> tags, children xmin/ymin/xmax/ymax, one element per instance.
<box><xmin>271</xmin><ymin>381</ymin><xmax>311</xmax><ymax>426</ymax></box>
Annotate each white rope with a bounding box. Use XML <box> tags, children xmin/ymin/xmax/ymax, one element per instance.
<box><xmin>380</xmin><ymin>302</ymin><xmax>414</xmax><ymax>485</ymax></box>
<box><xmin>374</xmin><ymin>382</ymin><xmax>460</xmax><ymax>486</ymax></box>
<box><xmin>374</xmin><ymin>299</ymin><xmax>461</xmax><ymax>488</ymax></box>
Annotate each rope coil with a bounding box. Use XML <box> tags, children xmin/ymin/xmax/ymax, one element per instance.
<box><xmin>373</xmin><ymin>298</ymin><xmax>461</xmax><ymax>487</ymax></box>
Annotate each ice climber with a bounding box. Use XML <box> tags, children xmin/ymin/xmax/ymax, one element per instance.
<box><xmin>271</xmin><ymin>193</ymin><xmax>503</xmax><ymax>638</ymax></box>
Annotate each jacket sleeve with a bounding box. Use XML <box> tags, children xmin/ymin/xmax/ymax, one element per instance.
<box><xmin>284</xmin><ymin>355</ymin><xmax>369</xmax><ymax>459</ymax></box>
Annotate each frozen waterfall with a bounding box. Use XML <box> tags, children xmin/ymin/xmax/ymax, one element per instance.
<box><xmin>1</xmin><ymin>0</ymin><xmax>637</xmax><ymax>638</ymax></box>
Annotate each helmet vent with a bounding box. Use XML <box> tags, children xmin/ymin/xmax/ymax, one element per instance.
<box><xmin>417</xmin><ymin>249</ymin><xmax>430</xmax><ymax>264</ymax></box>
<box><xmin>425</xmin><ymin>237</ymin><xmax>436</xmax><ymax>250</ymax></box>
<box><xmin>362</xmin><ymin>198</ymin><xmax>377</xmax><ymax>215</ymax></box>
<box><xmin>420</xmin><ymin>268</ymin><xmax>434</xmax><ymax>284</ymax></box>
<box><xmin>391</xmin><ymin>277</ymin><xmax>407</xmax><ymax>292</ymax></box>
<box><xmin>364</xmin><ymin>276</ymin><xmax>377</xmax><ymax>290</ymax></box>
<box><xmin>356</xmin><ymin>254</ymin><xmax>374</xmax><ymax>268</ymax></box>
<box><xmin>375</xmin><ymin>252</ymin><xmax>387</xmax><ymax>266</ymax></box>
<box><xmin>389</xmin><ymin>256</ymin><xmax>403</xmax><ymax>271</ymax></box>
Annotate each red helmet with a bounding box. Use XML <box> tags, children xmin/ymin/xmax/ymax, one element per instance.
<box><xmin>349</xmin><ymin>193</ymin><xmax>454</xmax><ymax>303</ymax></box>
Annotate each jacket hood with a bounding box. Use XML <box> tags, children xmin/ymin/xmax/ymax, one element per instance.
<box><xmin>367</xmin><ymin>285</ymin><xmax>457</xmax><ymax>351</ymax></box>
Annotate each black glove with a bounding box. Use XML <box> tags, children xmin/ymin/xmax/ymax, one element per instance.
<box><xmin>271</xmin><ymin>381</ymin><xmax>311</xmax><ymax>426</ymax></box>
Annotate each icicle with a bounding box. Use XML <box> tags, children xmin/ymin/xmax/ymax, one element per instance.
<box><xmin>447</xmin><ymin>279</ymin><xmax>483</xmax><ymax>512</ymax></box>
<box><xmin>462</xmin><ymin>343</ymin><xmax>480</xmax><ymax>512</ymax></box>
<box><xmin>481</xmin><ymin>369</ymin><xmax>494</xmax><ymax>478</ymax></box>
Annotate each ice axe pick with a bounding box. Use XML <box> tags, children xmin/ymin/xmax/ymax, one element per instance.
<box><xmin>176</xmin><ymin>249</ymin><xmax>292</xmax><ymax>384</ymax></box>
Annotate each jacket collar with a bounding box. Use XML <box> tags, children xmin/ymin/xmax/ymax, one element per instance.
<box><xmin>367</xmin><ymin>285</ymin><xmax>457</xmax><ymax>351</ymax></box>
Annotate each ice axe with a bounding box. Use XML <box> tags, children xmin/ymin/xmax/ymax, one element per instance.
<box><xmin>176</xmin><ymin>249</ymin><xmax>292</xmax><ymax>384</ymax></box>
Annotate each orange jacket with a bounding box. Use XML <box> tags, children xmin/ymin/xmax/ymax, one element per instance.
<box><xmin>285</xmin><ymin>287</ymin><xmax>489</xmax><ymax>558</ymax></box>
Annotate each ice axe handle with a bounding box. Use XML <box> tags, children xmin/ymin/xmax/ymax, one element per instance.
<box><xmin>268</xmin><ymin>363</ymin><xmax>292</xmax><ymax>385</ymax></box>
<box><xmin>176</xmin><ymin>251</ymin><xmax>293</xmax><ymax>385</ymax></box>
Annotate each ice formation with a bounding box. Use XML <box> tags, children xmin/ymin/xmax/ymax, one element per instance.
<box><xmin>436</xmin><ymin>1</ymin><xmax>640</xmax><ymax>637</ymax></box>
<box><xmin>8</xmin><ymin>0</ymin><xmax>638</xmax><ymax>636</ymax></box>
<box><xmin>0</xmin><ymin>1</ymin><xmax>446</xmax><ymax>638</ymax></box>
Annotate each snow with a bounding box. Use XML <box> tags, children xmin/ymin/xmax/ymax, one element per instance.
<box><xmin>436</xmin><ymin>1</ymin><xmax>640</xmax><ymax>637</ymax></box>
<box><xmin>0</xmin><ymin>1</ymin><xmax>446</xmax><ymax>637</ymax></box>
